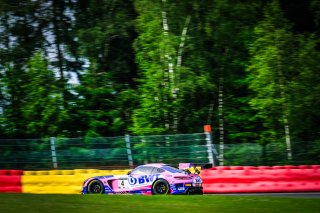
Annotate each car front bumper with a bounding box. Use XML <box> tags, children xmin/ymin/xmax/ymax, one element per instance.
<box><xmin>186</xmin><ymin>186</ymin><xmax>203</xmax><ymax>195</ymax></box>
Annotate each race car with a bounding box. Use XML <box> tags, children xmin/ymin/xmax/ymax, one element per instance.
<box><xmin>82</xmin><ymin>163</ymin><xmax>203</xmax><ymax>195</ymax></box>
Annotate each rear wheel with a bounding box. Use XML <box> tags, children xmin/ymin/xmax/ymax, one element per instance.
<box><xmin>87</xmin><ymin>180</ymin><xmax>104</xmax><ymax>194</ymax></box>
<box><xmin>152</xmin><ymin>179</ymin><xmax>170</xmax><ymax>195</ymax></box>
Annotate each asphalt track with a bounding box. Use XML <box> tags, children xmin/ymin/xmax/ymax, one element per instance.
<box><xmin>208</xmin><ymin>192</ymin><xmax>320</xmax><ymax>198</ymax></box>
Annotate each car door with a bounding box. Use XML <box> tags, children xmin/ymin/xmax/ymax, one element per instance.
<box><xmin>115</xmin><ymin>166</ymin><xmax>155</xmax><ymax>192</ymax></box>
<box><xmin>127</xmin><ymin>166</ymin><xmax>159</xmax><ymax>188</ymax></box>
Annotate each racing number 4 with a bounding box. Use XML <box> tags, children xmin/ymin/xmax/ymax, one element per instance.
<box><xmin>118</xmin><ymin>179</ymin><xmax>130</xmax><ymax>189</ymax></box>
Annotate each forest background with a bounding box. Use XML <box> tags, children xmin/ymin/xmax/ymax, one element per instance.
<box><xmin>0</xmin><ymin>0</ymin><xmax>319</xmax><ymax>157</ymax></box>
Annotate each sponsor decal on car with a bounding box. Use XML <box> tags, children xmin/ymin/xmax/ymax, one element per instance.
<box><xmin>116</xmin><ymin>174</ymin><xmax>161</xmax><ymax>190</ymax></box>
<box><xmin>129</xmin><ymin>174</ymin><xmax>160</xmax><ymax>185</ymax></box>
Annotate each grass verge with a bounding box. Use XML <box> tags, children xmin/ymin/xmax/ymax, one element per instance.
<box><xmin>0</xmin><ymin>193</ymin><xmax>319</xmax><ymax>213</ymax></box>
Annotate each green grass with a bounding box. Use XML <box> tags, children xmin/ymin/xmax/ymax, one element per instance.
<box><xmin>0</xmin><ymin>194</ymin><xmax>319</xmax><ymax>213</ymax></box>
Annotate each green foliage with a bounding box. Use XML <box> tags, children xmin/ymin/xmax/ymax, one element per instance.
<box><xmin>0</xmin><ymin>0</ymin><xmax>319</xmax><ymax>166</ymax></box>
<box><xmin>132</xmin><ymin>0</ymin><xmax>216</xmax><ymax>135</ymax></box>
<box><xmin>75</xmin><ymin>60</ymin><xmax>115</xmax><ymax>137</ymax></box>
<box><xmin>203</xmin><ymin>0</ymin><xmax>265</xmax><ymax>143</ymax></box>
<box><xmin>288</xmin><ymin>34</ymin><xmax>320</xmax><ymax>141</ymax></box>
<box><xmin>246</xmin><ymin>0</ymin><xmax>296</xmax><ymax>144</ymax></box>
<box><xmin>246</xmin><ymin>0</ymin><xmax>320</xmax><ymax>152</ymax></box>
<box><xmin>74</xmin><ymin>0</ymin><xmax>138</xmax><ymax>136</ymax></box>
<box><xmin>22</xmin><ymin>52</ymin><xmax>70</xmax><ymax>137</ymax></box>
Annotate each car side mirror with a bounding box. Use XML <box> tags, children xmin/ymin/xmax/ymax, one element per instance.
<box><xmin>127</xmin><ymin>171</ymin><xmax>131</xmax><ymax>175</ymax></box>
<box><xmin>184</xmin><ymin>169</ymin><xmax>191</xmax><ymax>174</ymax></box>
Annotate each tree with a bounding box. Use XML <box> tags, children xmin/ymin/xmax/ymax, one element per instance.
<box><xmin>0</xmin><ymin>0</ymin><xmax>81</xmax><ymax>138</ymax></box>
<box><xmin>246</xmin><ymin>0</ymin><xmax>297</xmax><ymax>160</ymax></box>
<box><xmin>289</xmin><ymin>34</ymin><xmax>320</xmax><ymax>142</ymax></box>
<box><xmin>132</xmin><ymin>0</ymin><xmax>215</xmax><ymax>135</ymax></box>
<box><xmin>22</xmin><ymin>52</ymin><xmax>70</xmax><ymax>137</ymax></box>
<box><xmin>199</xmin><ymin>0</ymin><xmax>265</xmax><ymax>165</ymax></box>
<box><xmin>75</xmin><ymin>60</ymin><xmax>117</xmax><ymax>137</ymax></box>
<box><xmin>0</xmin><ymin>0</ymin><xmax>44</xmax><ymax>138</ymax></box>
<box><xmin>74</xmin><ymin>0</ymin><xmax>138</xmax><ymax>136</ymax></box>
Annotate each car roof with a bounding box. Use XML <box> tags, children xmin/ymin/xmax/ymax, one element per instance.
<box><xmin>139</xmin><ymin>163</ymin><xmax>167</xmax><ymax>168</ymax></box>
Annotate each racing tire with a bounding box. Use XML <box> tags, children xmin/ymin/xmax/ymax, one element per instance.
<box><xmin>87</xmin><ymin>180</ymin><xmax>104</xmax><ymax>194</ymax></box>
<box><xmin>152</xmin><ymin>179</ymin><xmax>170</xmax><ymax>195</ymax></box>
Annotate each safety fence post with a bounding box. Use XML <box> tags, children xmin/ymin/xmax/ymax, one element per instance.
<box><xmin>50</xmin><ymin>137</ymin><xmax>58</xmax><ymax>169</ymax></box>
<box><xmin>204</xmin><ymin>125</ymin><xmax>216</xmax><ymax>166</ymax></box>
<box><xmin>125</xmin><ymin>134</ymin><xmax>133</xmax><ymax>167</ymax></box>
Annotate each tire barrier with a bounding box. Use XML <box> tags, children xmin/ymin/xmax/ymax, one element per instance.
<box><xmin>202</xmin><ymin>165</ymin><xmax>320</xmax><ymax>193</ymax></box>
<box><xmin>21</xmin><ymin>169</ymin><xmax>130</xmax><ymax>194</ymax></box>
<box><xmin>1</xmin><ymin>166</ymin><xmax>319</xmax><ymax>194</ymax></box>
<box><xmin>0</xmin><ymin>170</ymin><xmax>23</xmax><ymax>193</ymax></box>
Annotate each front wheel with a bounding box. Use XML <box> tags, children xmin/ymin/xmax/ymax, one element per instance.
<box><xmin>152</xmin><ymin>179</ymin><xmax>170</xmax><ymax>195</ymax></box>
<box><xmin>87</xmin><ymin>180</ymin><xmax>104</xmax><ymax>194</ymax></box>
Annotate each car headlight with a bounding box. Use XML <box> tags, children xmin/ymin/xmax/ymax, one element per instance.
<box><xmin>192</xmin><ymin>177</ymin><xmax>202</xmax><ymax>187</ymax></box>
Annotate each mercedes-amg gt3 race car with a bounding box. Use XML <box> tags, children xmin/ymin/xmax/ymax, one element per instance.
<box><xmin>82</xmin><ymin>163</ymin><xmax>203</xmax><ymax>195</ymax></box>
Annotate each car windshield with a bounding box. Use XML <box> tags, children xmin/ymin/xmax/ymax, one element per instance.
<box><xmin>161</xmin><ymin>166</ymin><xmax>185</xmax><ymax>173</ymax></box>
<box><xmin>130</xmin><ymin>166</ymin><xmax>153</xmax><ymax>175</ymax></box>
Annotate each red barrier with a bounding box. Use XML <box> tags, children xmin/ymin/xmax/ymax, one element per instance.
<box><xmin>1</xmin><ymin>167</ymin><xmax>320</xmax><ymax>194</ymax></box>
<box><xmin>202</xmin><ymin>165</ymin><xmax>320</xmax><ymax>193</ymax></box>
<box><xmin>0</xmin><ymin>170</ymin><xmax>23</xmax><ymax>193</ymax></box>
<box><xmin>9</xmin><ymin>170</ymin><xmax>24</xmax><ymax>176</ymax></box>
<box><xmin>0</xmin><ymin>170</ymin><xmax>9</xmax><ymax>176</ymax></box>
